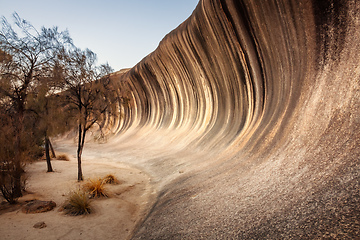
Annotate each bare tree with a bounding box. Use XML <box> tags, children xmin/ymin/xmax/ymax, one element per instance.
<box><xmin>59</xmin><ymin>48</ymin><xmax>116</xmax><ymax>181</ymax></box>
<box><xmin>0</xmin><ymin>13</ymin><xmax>72</xmax><ymax>198</ymax></box>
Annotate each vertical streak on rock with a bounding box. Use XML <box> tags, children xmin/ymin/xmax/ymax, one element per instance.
<box><xmin>105</xmin><ymin>0</ymin><xmax>360</xmax><ymax>238</ymax></box>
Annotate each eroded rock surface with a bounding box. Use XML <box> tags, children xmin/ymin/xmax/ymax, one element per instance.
<box><xmin>106</xmin><ymin>0</ymin><xmax>360</xmax><ymax>238</ymax></box>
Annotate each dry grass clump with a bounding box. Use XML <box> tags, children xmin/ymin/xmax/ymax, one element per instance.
<box><xmin>102</xmin><ymin>174</ymin><xmax>118</xmax><ymax>184</ymax></box>
<box><xmin>61</xmin><ymin>174</ymin><xmax>120</xmax><ymax>216</ymax></box>
<box><xmin>83</xmin><ymin>178</ymin><xmax>108</xmax><ymax>198</ymax></box>
<box><xmin>62</xmin><ymin>190</ymin><xmax>91</xmax><ymax>215</ymax></box>
<box><xmin>56</xmin><ymin>154</ymin><xmax>70</xmax><ymax>161</ymax></box>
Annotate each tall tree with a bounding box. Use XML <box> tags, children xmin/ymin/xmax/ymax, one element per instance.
<box><xmin>59</xmin><ymin>48</ymin><xmax>116</xmax><ymax>181</ymax></box>
<box><xmin>0</xmin><ymin>13</ymin><xmax>72</xmax><ymax>197</ymax></box>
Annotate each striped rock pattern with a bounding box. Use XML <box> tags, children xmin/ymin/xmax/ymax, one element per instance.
<box><xmin>109</xmin><ymin>0</ymin><xmax>360</xmax><ymax>238</ymax></box>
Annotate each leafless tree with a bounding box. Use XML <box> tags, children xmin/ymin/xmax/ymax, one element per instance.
<box><xmin>59</xmin><ymin>48</ymin><xmax>117</xmax><ymax>181</ymax></box>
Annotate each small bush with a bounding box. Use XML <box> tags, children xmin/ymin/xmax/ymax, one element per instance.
<box><xmin>102</xmin><ymin>174</ymin><xmax>118</xmax><ymax>184</ymax></box>
<box><xmin>83</xmin><ymin>178</ymin><xmax>108</xmax><ymax>198</ymax></box>
<box><xmin>93</xmin><ymin>132</ymin><xmax>107</xmax><ymax>143</ymax></box>
<box><xmin>0</xmin><ymin>161</ymin><xmax>26</xmax><ymax>204</ymax></box>
<box><xmin>57</xmin><ymin>154</ymin><xmax>69</xmax><ymax>161</ymax></box>
<box><xmin>63</xmin><ymin>190</ymin><xmax>91</xmax><ymax>215</ymax></box>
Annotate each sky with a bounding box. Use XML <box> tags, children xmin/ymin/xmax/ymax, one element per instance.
<box><xmin>0</xmin><ymin>0</ymin><xmax>199</xmax><ymax>71</ymax></box>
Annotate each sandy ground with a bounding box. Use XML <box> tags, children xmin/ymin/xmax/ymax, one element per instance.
<box><xmin>0</xmin><ymin>151</ymin><xmax>157</xmax><ymax>240</ymax></box>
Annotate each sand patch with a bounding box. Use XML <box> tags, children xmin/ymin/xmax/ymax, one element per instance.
<box><xmin>0</xmin><ymin>158</ymin><xmax>156</xmax><ymax>240</ymax></box>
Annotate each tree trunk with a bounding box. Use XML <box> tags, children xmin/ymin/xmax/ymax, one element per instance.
<box><xmin>13</xmin><ymin>160</ymin><xmax>23</xmax><ymax>198</ymax></box>
<box><xmin>45</xmin><ymin>135</ymin><xmax>53</xmax><ymax>172</ymax></box>
<box><xmin>48</xmin><ymin>138</ymin><xmax>56</xmax><ymax>158</ymax></box>
<box><xmin>77</xmin><ymin>150</ymin><xmax>83</xmax><ymax>181</ymax></box>
<box><xmin>77</xmin><ymin>124</ymin><xmax>83</xmax><ymax>181</ymax></box>
<box><xmin>13</xmin><ymin>109</ymin><xmax>24</xmax><ymax>198</ymax></box>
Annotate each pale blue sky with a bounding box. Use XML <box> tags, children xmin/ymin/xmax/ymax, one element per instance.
<box><xmin>0</xmin><ymin>0</ymin><xmax>199</xmax><ymax>71</ymax></box>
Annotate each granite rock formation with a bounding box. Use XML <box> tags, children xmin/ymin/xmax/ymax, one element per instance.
<box><xmin>109</xmin><ymin>0</ymin><xmax>360</xmax><ymax>238</ymax></box>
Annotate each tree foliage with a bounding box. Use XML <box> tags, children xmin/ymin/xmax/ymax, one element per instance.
<box><xmin>0</xmin><ymin>13</ymin><xmax>120</xmax><ymax>202</ymax></box>
<box><xmin>0</xmin><ymin>13</ymin><xmax>72</xmax><ymax>200</ymax></box>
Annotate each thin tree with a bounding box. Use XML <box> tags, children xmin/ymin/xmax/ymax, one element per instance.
<box><xmin>0</xmin><ymin>13</ymin><xmax>72</xmax><ymax>197</ymax></box>
<box><xmin>59</xmin><ymin>48</ymin><xmax>116</xmax><ymax>181</ymax></box>
<box><xmin>27</xmin><ymin>82</ymin><xmax>63</xmax><ymax>172</ymax></box>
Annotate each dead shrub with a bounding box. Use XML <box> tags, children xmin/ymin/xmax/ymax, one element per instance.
<box><xmin>57</xmin><ymin>154</ymin><xmax>69</xmax><ymax>161</ymax></box>
<box><xmin>83</xmin><ymin>178</ymin><xmax>108</xmax><ymax>198</ymax></box>
<box><xmin>102</xmin><ymin>174</ymin><xmax>118</xmax><ymax>184</ymax></box>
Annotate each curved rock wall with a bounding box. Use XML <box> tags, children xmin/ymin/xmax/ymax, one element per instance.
<box><xmin>110</xmin><ymin>0</ymin><xmax>360</xmax><ymax>238</ymax></box>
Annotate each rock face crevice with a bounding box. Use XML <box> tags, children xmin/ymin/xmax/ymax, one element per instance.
<box><xmin>108</xmin><ymin>0</ymin><xmax>360</xmax><ymax>238</ymax></box>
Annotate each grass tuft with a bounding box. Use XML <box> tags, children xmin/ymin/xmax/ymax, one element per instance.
<box><xmin>102</xmin><ymin>174</ymin><xmax>118</xmax><ymax>184</ymax></box>
<box><xmin>63</xmin><ymin>190</ymin><xmax>91</xmax><ymax>215</ymax></box>
<box><xmin>83</xmin><ymin>178</ymin><xmax>108</xmax><ymax>198</ymax></box>
<box><xmin>57</xmin><ymin>154</ymin><xmax>70</xmax><ymax>161</ymax></box>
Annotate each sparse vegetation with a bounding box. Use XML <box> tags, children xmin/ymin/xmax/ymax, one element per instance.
<box><xmin>1</xmin><ymin>14</ymin><xmax>125</xmax><ymax>205</ymax></box>
<box><xmin>59</xmin><ymin>48</ymin><xmax>118</xmax><ymax>181</ymax></box>
<box><xmin>102</xmin><ymin>174</ymin><xmax>118</xmax><ymax>184</ymax></box>
<box><xmin>62</xmin><ymin>173</ymin><xmax>118</xmax><ymax>216</ymax></box>
<box><xmin>0</xmin><ymin>13</ymin><xmax>74</xmax><ymax>191</ymax></box>
<box><xmin>62</xmin><ymin>190</ymin><xmax>91</xmax><ymax>215</ymax></box>
<box><xmin>0</xmin><ymin>109</ymin><xmax>29</xmax><ymax>203</ymax></box>
<box><xmin>57</xmin><ymin>154</ymin><xmax>70</xmax><ymax>161</ymax></box>
<box><xmin>83</xmin><ymin>178</ymin><xmax>108</xmax><ymax>198</ymax></box>
<box><xmin>0</xmin><ymin>162</ymin><xmax>25</xmax><ymax>204</ymax></box>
